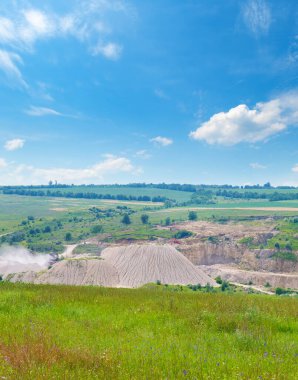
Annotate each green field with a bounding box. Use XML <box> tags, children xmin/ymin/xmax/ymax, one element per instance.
<box><xmin>0</xmin><ymin>282</ymin><xmax>296</xmax><ymax>379</ymax></box>
<box><xmin>1</xmin><ymin>192</ymin><xmax>298</xmax><ymax>253</ymax></box>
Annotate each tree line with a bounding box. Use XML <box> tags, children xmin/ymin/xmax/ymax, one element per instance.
<box><xmin>2</xmin><ymin>189</ymin><xmax>170</xmax><ymax>203</ymax></box>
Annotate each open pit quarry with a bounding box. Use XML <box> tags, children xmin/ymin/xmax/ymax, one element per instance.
<box><xmin>6</xmin><ymin>244</ymin><xmax>216</xmax><ymax>288</ymax></box>
<box><xmin>170</xmin><ymin>221</ymin><xmax>298</xmax><ymax>290</ymax></box>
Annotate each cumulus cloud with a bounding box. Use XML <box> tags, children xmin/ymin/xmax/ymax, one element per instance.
<box><xmin>0</xmin><ymin>1</ymin><xmax>133</xmax><ymax>85</ymax></box>
<box><xmin>242</xmin><ymin>0</ymin><xmax>271</xmax><ymax>35</ymax></box>
<box><xmin>292</xmin><ymin>164</ymin><xmax>298</xmax><ymax>173</ymax></box>
<box><xmin>0</xmin><ymin>155</ymin><xmax>137</xmax><ymax>185</ymax></box>
<box><xmin>150</xmin><ymin>136</ymin><xmax>173</xmax><ymax>146</ymax></box>
<box><xmin>250</xmin><ymin>162</ymin><xmax>267</xmax><ymax>169</ymax></box>
<box><xmin>190</xmin><ymin>92</ymin><xmax>298</xmax><ymax>145</ymax></box>
<box><xmin>25</xmin><ymin>106</ymin><xmax>61</xmax><ymax>116</ymax></box>
<box><xmin>4</xmin><ymin>138</ymin><xmax>25</xmax><ymax>151</ymax></box>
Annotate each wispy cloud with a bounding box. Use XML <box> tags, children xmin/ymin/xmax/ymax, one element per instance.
<box><xmin>25</xmin><ymin>106</ymin><xmax>62</xmax><ymax>117</ymax></box>
<box><xmin>292</xmin><ymin>164</ymin><xmax>298</xmax><ymax>173</ymax></box>
<box><xmin>242</xmin><ymin>0</ymin><xmax>271</xmax><ymax>36</ymax></box>
<box><xmin>250</xmin><ymin>162</ymin><xmax>267</xmax><ymax>169</ymax></box>
<box><xmin>0</xmin><ymin>1</ymin><xmax>134</xmax><ymax>86</ymax></box>
<box><xmin>135</xmin><ymin>150</ymin><xmax>151</xmax><ymax>159</ymax></box>
<box><xmin>150</xmin><ymin>136</ymin><xmax>173</xmax><ymax>146</ymax></box>
<box><xmin>4</xmin><ymin>138</ymin><xmax>25</xmax><ymax>151</ymax></box>
<box><xmin>190</xmin><ymin>92</ymin><xmax>298</xmax><ymax>145</ymax></box>
<box><xmin>0</xmin><ymin>49</ymin><xmax>27</xmax><ymax>87</ymax></box>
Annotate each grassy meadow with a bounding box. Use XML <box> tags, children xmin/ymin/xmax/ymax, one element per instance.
<box><xmin>0</xmin><ymin>282</ymin><xmax>297</xmax><ymax>379</ymax></box>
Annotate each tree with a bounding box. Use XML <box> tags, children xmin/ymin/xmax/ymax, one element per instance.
<box><xmin>141</xmin><ymin>214</ymin><xmax>149</xmax><ymax>224</ymax></box>
<box><xmin>274</xmin><ymin>242</ymin><xmax>280</xmax><ymax>250</ymax></box>
<box><xmin>121</xmin><ymin>214</ymin><xmax>131</xmax><ymax>225</ymax></box>
<box><xmin>165</xmin><ymin>217</ymin><xmax>171</xmax><ymax>226</ymax></box>
<box><xmin>65</xmin><ymin>232</ymin><xmax>72</xmax><ymax>241</ymax></box>
<box><xmin>43</xmin><ymin>226</ymin><xmax>51</xmax><ymax>233</ymax></box>
<box><xmin>188</xmin><ymin>211</ymin><xmax>197</xmax><ymax>221</ymax></box>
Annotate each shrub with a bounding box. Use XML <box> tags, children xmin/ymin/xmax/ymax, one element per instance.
<box><xmin>65</xmin><ymin>232</ymin><xmax>72</xmax><ymax>241</ymax></box>
<box><xmin>275</xmin><ymin>287</ymin><xmax>287</xmax><ymax>295</ymax></box>
<box><xmin>165</xmin><ymin>217</ymin><xmax>171</xmax><ymax>226</ymax></box>
<box><xmin>141</xmin><ymin>214</ymin><xmax>149</xmax><ymax>224</ymax></box>
<box><xmin>188</xmin><ymin>211</ymin><xmax>197</xmax><ymax>221</ymax></box>
<box><xmin>221</xmin><ymin>281</ymin><xmax>229</xmax><ymax>291</ymax></box>
<box><xmin>215</xmin><ymin>276</ymin><xmax>222</xmax><ymax>284</ymax></box>
<box><xmin>174</xmin><ymin>230</ymin><xmax>192</xmax><ymax>239</ymax></box>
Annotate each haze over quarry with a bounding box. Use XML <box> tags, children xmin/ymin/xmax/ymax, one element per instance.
<box><xmin>0</xmin><ymin>0</ymin><xmax>297</xmax><ymax>186</ymax></box>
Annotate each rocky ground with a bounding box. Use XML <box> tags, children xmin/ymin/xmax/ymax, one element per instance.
<box><xmin>168</xmin><ymin>220</ymin><xmax>298</xmax><ymax>290</ymax></box>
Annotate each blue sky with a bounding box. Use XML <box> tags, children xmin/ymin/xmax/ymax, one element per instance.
<box><xmin>0</xmin><ymin>0</ymin><xmax>297</xmax><ymax>185</ymax></box>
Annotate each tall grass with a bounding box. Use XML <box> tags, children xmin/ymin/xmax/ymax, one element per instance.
<box><xmin>0</xmin><ymin>282</ymin><xmax>297</xmax><ymax>379</ymax></box>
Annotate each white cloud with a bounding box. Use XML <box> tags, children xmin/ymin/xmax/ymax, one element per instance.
<box><xmin>92</xmin><ymin>42</ymin><xmax>123</xmax><ymax>60</ymax></box>
<box><xmin>135</xmin><ymin>150</ymin><xmax>151</xmax><ymax>159</ymax></box>
<box><xmin>150</xmin><ymin>136</ymin><xmax>173</xmax><ymax>146</ymax></box>
<box><xmin>242</xmin><ymin>0</ymin><xmax>271</xmax><ymax>35</ymax></box>
<box><xmin>190</xmin><ymin>92</ymin><xmax>298</xmax><ymax>145</ymax></box>
<box><xmin>25</xmin><ymin>106</ymin><xmax>61</xmax><ymax>116</ymax></box>
<box><xmin>292</xmin><ymin>164</ymin><xmax>298</xmax><ymax>173</ymax></box>
<box><xmin>0</xmin><ymin>155</ymin><xmax>137</xmax><ymax>185</ymax></box>
<box><xmin>0</xmin><ymin>1</ymin><xmax>133</xmax><ymax>85</ymax></box>
<box><xmin>0</xmin><ymin>49</ymin><xmax>27</xmax><ymax>87</ymax></box>
<box><xmin>0</xmin><ymin>158</ymin><xmax>7</xmax><ymax>168</ymax></box>
<box><xmin>4</xmin><ymin>139</ymin><xmax>25</xmax><ymax>151</ymax></box>
<box><xmin>250</xmin><ymin>162</ymin><xmax>267</xmax><ymax>169</ymax></box>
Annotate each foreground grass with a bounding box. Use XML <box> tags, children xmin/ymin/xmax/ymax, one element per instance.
<box><xmin>0</xmin><ymin>283</ymin><xmax>297</xmax><ymax>379</ymax></box>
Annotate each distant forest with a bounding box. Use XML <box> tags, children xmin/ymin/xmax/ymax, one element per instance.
<box><xmin>2</xmin><ymin>182</ymin><xmax>298</xmax><ymax>203</ymax></box>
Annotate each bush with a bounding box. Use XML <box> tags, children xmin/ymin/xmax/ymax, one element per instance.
<box><xmin>174</xmin><ymin>230</ymin><xmax>192</xmax><ymax>239</ymax></box>
<box><xmin>141</xmin><ymin>214</ymin><xmax>149</xmax><ymax>224</ymax></box>
<box><xmin>188</xmin><ymin>211</ymin><xmax>197</xmax><ymax>221</ymax></box>
<box><xmin>65</xmin><ymin>232</ymin><xmax>72</xmax><ymax>241</ymax></box>
<box><xmin>275</xmin><ymin>287</ymin><xmax>287</xmax><ymax>295</ymax></box>
<box><xmin>165</xmin><ymin>217</ymin><xmax>171</xmax><ymax>226</ymax></box>
<box><xmin>221</xmin><ymin>280</ymin><xmax>229</xmax><ymax>291</ymax></box>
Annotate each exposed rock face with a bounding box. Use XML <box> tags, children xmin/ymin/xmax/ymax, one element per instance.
<box><xmin>169</xmin><ymin>220</ymin><xmax>298</xmax><ymax>289</ymax></box>
<box><xmin>179</xmin><ymin>242</ymin><xmax>298</xmax><ymax>273</ymax></box>
<box><xmin>201</xmin><ymin>265</ymin><xmax>298</xmax><ymax>289</ymax></box>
